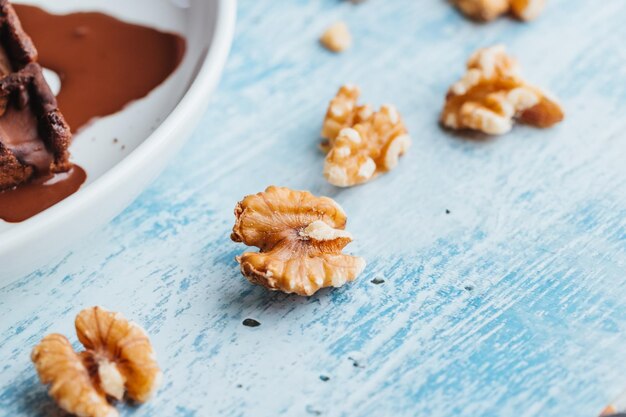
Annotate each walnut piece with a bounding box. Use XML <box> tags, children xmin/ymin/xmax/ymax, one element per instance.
<box><xmin>441</xmin><ymin>45</ymin><xmax>564</xmax><ymax>135</ymax></box>
<box><xmin>321</xmin><ymin>85</ymin><xmax>411</xmax><ymax>187</ymax></box>
<box><xmin>599</xmin><ymin>390</ymin><xmax>626</xmax><ymax>416</ymax></box>
<box><xmin>31</xmin><ymin>307</ymin><xmax>162</xmax><ymax>417</ymax></box>
<box><xmin>454</xmin><ymin>0</ymin><xmax>545</xmax><ymax>21</ymax></box>
<box><xmin>320</xmin><ymin>22</ymin><xmax>352</xmax><ymax>53</ymax></box>
<box><xmin>231</xmin><ymin>186</ymin><xmax>366</xmax><ymax>296</ymax></box>
<box><xmin>600</xmin><ymin>406</ymin><xmax>617</xmax><ymax>417</ymax></box>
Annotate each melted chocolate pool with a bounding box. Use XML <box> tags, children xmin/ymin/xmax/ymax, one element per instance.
<box><xmin>0</xmin><ymin>5</ymin><xmax>186</xmax><ymax>223</ymax></box>
<box><xmin>0</xmin><ymin>164</ymin><xmax>86</xmax><ymax>222</ymax></box>
<box><xmin>14</xmin><ymin>4</ymin><xmax>186</xmax><ymax>131</ymax></box>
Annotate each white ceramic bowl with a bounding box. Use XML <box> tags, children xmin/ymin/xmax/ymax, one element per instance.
<box><xmin>0</xmin><ymin>0</ymin><xmax>236</xmax><ymax>281</ymax></box>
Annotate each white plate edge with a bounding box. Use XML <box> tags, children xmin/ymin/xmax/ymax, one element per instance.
<box><xmin>0</xmin><ymin>0</ymin><xmax>237</xmax><ymax>254</ymax></box>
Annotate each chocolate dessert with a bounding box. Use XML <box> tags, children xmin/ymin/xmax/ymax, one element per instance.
<box><xmin>0</xmin><ymin>0</ymin><xmax>71</xmax><ymax>191</ymax></box>
<box><xmin>0</xmin><ymin>1</ymin><xmax>185</xmax><ymax>222</ymax></box>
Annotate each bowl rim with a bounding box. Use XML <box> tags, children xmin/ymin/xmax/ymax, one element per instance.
<box><xmin>0</xmin><ymin>0</ymin><xmax>237</xmax><ymax>254</ymax></box>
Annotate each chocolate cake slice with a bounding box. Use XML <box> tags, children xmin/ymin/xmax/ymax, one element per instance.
<box><xmin>0</xmin><ymin>0</ymin><xmax>71</xmax><ymax>191</ymax></box>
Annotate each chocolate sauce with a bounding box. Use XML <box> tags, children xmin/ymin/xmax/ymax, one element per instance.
<box><xmin>0</xmin><ymin>164</ymin><xmax>85</xmax><ymax>222</ymax></box>
<box><xmin>0</xmin><ymin>5</ymin><xmax>186</xmax><ymax>223</ymax></box>
<box><xmin>14</xmin><ymin>4</ymin><xmax>186</xmax><ymax>131</ymax></box>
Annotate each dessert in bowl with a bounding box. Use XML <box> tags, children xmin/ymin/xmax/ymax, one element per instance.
<box><xmin>0</xmin><ymin>0</ymin><xmax>235</xmax><ymax>280</ymax></box>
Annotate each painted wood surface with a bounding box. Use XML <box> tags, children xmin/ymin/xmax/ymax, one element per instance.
<box><xmin>2</xmin><ymin>0</ymin><xmax>626</xmax><ymax>416</ymax></box>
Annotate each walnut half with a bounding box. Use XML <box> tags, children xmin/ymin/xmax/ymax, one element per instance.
<box><xmin>231</xmin><ymin>186</ymin><xmax>366</xmax><ymax>296</ymax></box>
<box><xmin>31</xmin><ymin>307</ymin><xmax>162</xmax><ymax>417</ymax></box>
<box><xmin>454</xmin><ymin>0</ymin><xmax>546</xmax><ymax>21</ymax></box>
<box><xmin>321</xmin><ymin>85</ymin><xmax>411</xmax><ymax>187</ymax></box>
<box><xmin>441</xmin><ymin>45</ymin><xmax>564</xmax><ymax>135</ymax></box>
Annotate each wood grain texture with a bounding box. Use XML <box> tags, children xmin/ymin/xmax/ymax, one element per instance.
<box><xmin>1</xmin><ymin>0</ymin><xmax>626</xmax><ymax>416</ymax></box>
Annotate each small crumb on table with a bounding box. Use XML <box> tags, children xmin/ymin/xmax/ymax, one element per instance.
<box><xmin>242</xmin><ymin>318</ymin><xmax>261</xmax><ymax>327</ymax></box>
<box><xmin>320</xmin><ymin>22</ymin><xmax>352</xmax><ymax>53</ymax></box>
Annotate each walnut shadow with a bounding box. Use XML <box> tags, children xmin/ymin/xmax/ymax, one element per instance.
<box><xmin>11</xmin><ymin>374</ymin><xmax>68</xmax><ymax>417</ymax></box>
<box><xmin>439</xmin><ymin>122</ymin><xmax>495</xmax><ymax>142</ymax></box>
<box><xmin>13</xmin><ymin>373</ymin><xmax>148</xmax><ymax>417</ymax></box>
<box><xmin>217</xmin><ymin>261</ymin><xmax>356</xmax><ymax>323</ymax></box>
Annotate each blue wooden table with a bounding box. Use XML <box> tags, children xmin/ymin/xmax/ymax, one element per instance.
<box><xmin>2</xmin><ymin>1</ymin><xmax>626</xmax><ymax>416</ymax></box>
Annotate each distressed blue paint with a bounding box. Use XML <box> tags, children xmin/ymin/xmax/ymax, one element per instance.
<box><xmin>1</xmin><ymin>0</ymin><xmax>626</xmax><ymax>416</ymax></box>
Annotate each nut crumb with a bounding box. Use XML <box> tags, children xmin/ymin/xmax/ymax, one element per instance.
<box><xmin>231</xmin><ymin>186</ymin><xmax>366</xmax><ymax>296</ymax></box>
<box><xmin>600</xmin><ymin>407</ymin><xmax>614</xmax><ymax>416</ymax></box>
<box><xmin>454</xmin><ymin>0</ymin><xmax>545</xmax><ymax>21</ymax></box>
<box><xmin>348</xmin><ymin>352</ymin><xmax>367</xmax><ymax>368</ymax></box>
<box><xmin>242</xmin><ymin>318</ymin><xmax>261</xmax><ymax>327</ymax></box>
<box><xmin>321</xmin><ymin>85</ymin><xmax>411</xmax><ymax>187</ymax></box>
<box><xmin>31</xmin><ymin>307</ymin><xmax>162</xmax><ymax>417</ymax></box>
<box><xmin>320</xmin><ymin>22</ymin><xmax>352</xmax><ymax>53</ymax></box>
<box><xmin>599</xmin><ymin>389</ymin><xmax>626</xmax><ymax>416</ymax></box>
<box><xmin>441</xmin><ymin>45</ymin><xmax>563</xmax><ymax>135</ymax></box>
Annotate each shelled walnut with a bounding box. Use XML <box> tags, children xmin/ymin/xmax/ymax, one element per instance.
<box><xmin>231</xmin><ymin>186</ymin><xmax>366</xmax><ymax>296</ymax></box>
<box><xmin>31</xmin><ymin>307</ymin><xmax>162</xmax><ymax>417</ymax></box>
<box><xmin>441</xmin><ymin>45</ymin><xmax>563</xmax><ymax>135</ymax></box>
<box><xmin>321</xmin><ymin>85</ymin><xmax>411</xmax><ymax>187</ymax></box>
<box><xmin>454</xmin><ymin>0</ymin><xmax>546</xmax><ymax>21</ymax></box>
